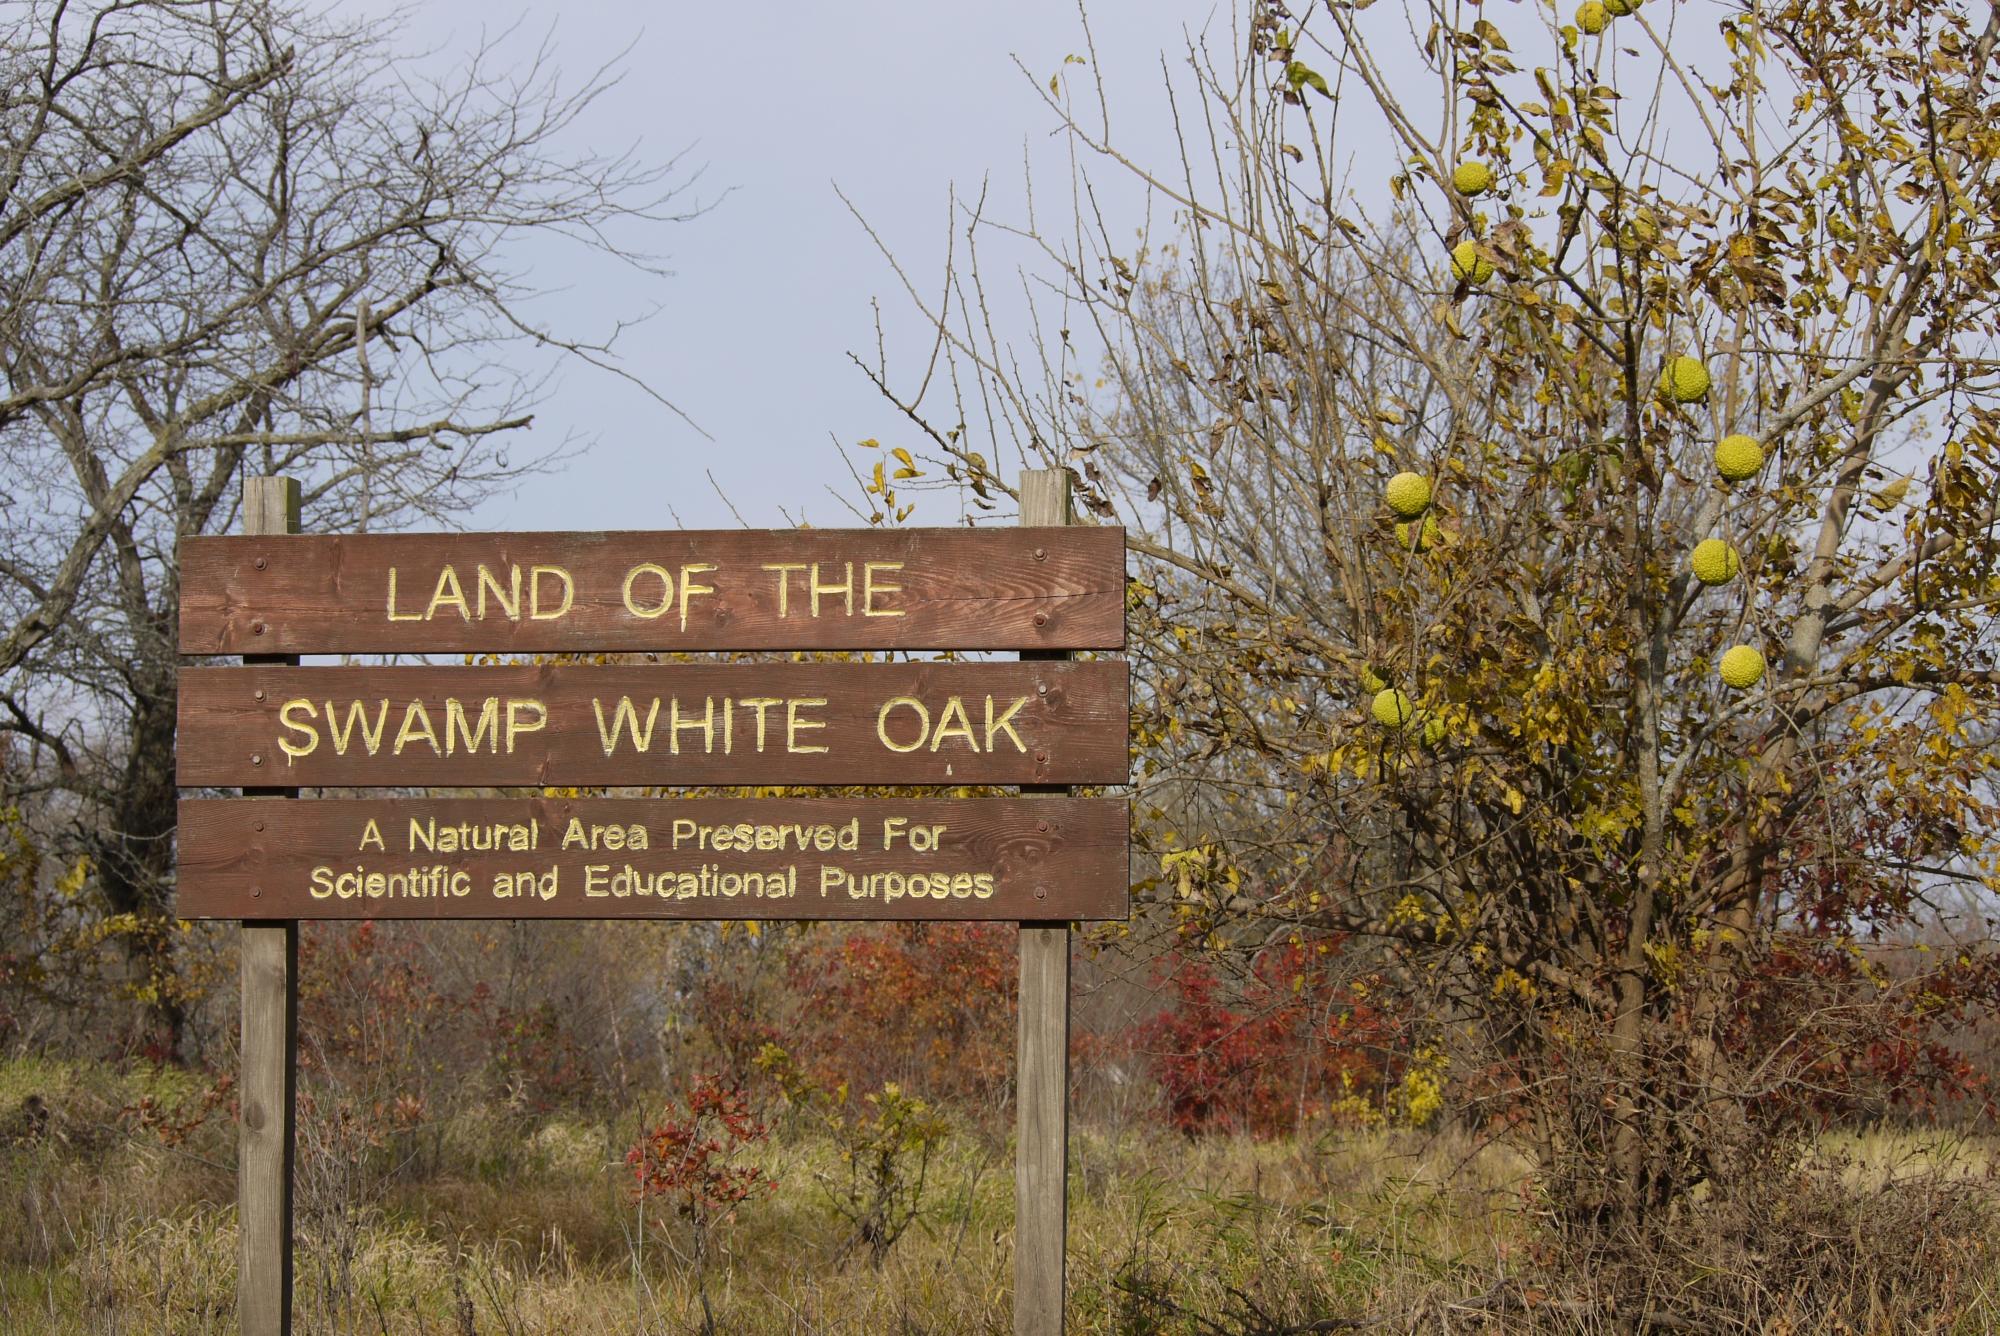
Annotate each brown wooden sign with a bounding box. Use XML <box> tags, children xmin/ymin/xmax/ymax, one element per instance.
<box><xmin>176</xmin><ymin>796</ymin><xmax>1127</xmax><ymax>921</ymax></box>
<box><xmin>178</xmin><ymin>528</ymin><xmax>1124</xmax><ymax>655</ymax></box>
<box><xmin>177</xmin><ymin>660</ymin><xmax>1128</xmax><ymax>788</ymax></box>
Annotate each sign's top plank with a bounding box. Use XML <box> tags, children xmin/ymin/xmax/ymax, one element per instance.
<box><xmin>179</xmin><ymin>527</ymin><xmax>1125</xmax><ymax>654</ymax></box>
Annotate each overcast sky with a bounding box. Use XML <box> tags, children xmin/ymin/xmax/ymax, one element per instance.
<box><xmin>344</xmin><ymin>1</ymin><xmax>1739</xmax><ymax>534</ymax></box>
<box><xmin>353</xmin><ymin>1</ymin><xmax>1236</xmax><ymax>533</ymax></box>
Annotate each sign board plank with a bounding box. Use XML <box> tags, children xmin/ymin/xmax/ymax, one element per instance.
<box><xmin>176</xmin><ymin>660</ymin><xmax>1129</xmax><ymax>788</ymax></box>
<box><xmin>179</xmin><ymin>528</ymin><xmax>1125</xmax><ymax>654</ymax></box>
<box><xmin>176</xmin><ymin>797</ymin><xmax>1130</xmax><ymax>921</ymax></box>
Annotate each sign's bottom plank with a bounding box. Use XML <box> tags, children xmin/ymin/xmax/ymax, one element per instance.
<box><xmin>177</xmin><ymin>797</ymin><xmax>1129</xmax><ymax>921</ymax></box>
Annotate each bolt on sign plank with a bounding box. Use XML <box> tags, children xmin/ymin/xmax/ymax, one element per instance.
<box><xmin>176</xmin><ymin>797</ymin><xmax>1128</xmax><ymax>921</ymax></box>
<box><xmin>178</xmin><ymin>528</ymin><xmax>1124</xmax><ymax>654</ymax></box>
<box><xmin>176</xmin><ymin>660</ymin><xmax>1128</xmax><ymax>789</ymax></box>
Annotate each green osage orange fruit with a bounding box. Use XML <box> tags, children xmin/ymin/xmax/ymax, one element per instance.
<box><xmin>1450</xmin><ymin>239</ymin><xmax>1495</xmax><ymax>284</ymax></box>
<box><xmin>1451</xmin><ymin>161</ymin><xmax>1494</xmax><ymax>195</ymax></box>
<box><xmin>1690</xmin><ymin>539</ymin><xmax>1741</xmax><ymax>586</ymax></box>
<box><xmin>1386</xmin><ymin>471</ymin><xmax>1433</xmax><ymax>518</ymax></box>
<box><xmin>1660</xmin><ymin>355</ymin><xmax>1711</xmax><ymax>404</ymax></box>
<box><xmin>1714</xmin><ymin>434</ymin><xmax>1764</xmax><ymax>482</ymax></box>
<box><xmin>1372</xmin><ymin>688</ymin><xmax>1417</xmax><ymax>729</ymax></box>
<box><xmin>1719</xmin><ymin>645</ymin><xmax>1766</xmax><ymax>689</ymax></box>
<box><xmin>1395</xmin><ymin>515</ymin><xmax>1443</xmax><ymax>552</ymax></box>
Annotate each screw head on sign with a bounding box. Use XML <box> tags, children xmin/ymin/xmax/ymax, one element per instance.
<box><xmin>254</xmin><ymin>689</ymin><xmax>266</xmax><ymax>702</ymax></box>
<box><xmin>1036</xmin><ymin>752</ymin><xmax>1049</xmax><ymax>765</ymax></box>
<box><xmin>1033</xmin><ymin>612</ymin><xmax>1049</xmax><ymax>627</ymax></box>
<box><xmin>254</xmin><ymin>557</ymin><xmax>267</xmax><ymax>571</ymax></box>
<box><xmin>251</xmin><ymin>621</ymin><xmax>266</xmax><ymax>636</ymax></box>
<box><xmin>1035</xmin><ymin>886</ymin><xmax>1048</xmax><ymax>900</ymax></box>
<box><xmin>1034</xmin><ymin>547</ymin><xmax>1047</xmax><ymax>561</ymax></box>
<box><xmin>251</xmin><ymin>888</ymin><xmax>262</xmax><ymax>898</ymax></box>
<box><xmin>252</xmin><ymin>820</ymin><xmax>264</xmax><ymax>833</ymax></box>
<box><xmin>251</xmin><ymin>754</ymin><xmax>264</xmax><ymax>767</ymax></box>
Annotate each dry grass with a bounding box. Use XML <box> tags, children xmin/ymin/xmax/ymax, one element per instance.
<box><xmin>0</xmin><ymin>1061</ymin><xmax>1994</xmax><ymax>1333</ymax></box>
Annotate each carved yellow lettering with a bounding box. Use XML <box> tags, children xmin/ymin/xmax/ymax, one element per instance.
<box><xmin>738</xmin><ymin>697</ymin><xmax>781</xmax><ymax>751</ymax></box>
<box><xmin>505</xmin><ymin>699</ymin><xmax>547</xmax><ymax>752</ymax></box>
<box><xmin>671</xmin><ymin>696</ymin><xmax>715</xmax><ymax>754</ymax></box>
<box><xmin>928</xmin><ymin>695</ymin><xmax>977</xmax><ymax>751</ymax></box>
<box><xmin>621</xmin><ymin>563</ymin><xmax>674</xmax><ymax>620</ymax></box>
<box><xmin>278</xmin><ymin>699</ymin><xmax>319</xmax><ymax>760</ymax></box>
<box><xmin>878</xmin><ymin>697</ymin><xmax>928</xmax><ymax>752</ymax></box>
<box><xmin>593</xmin><ymin>695</ymin><xmax>661</xmax><ymax>755</ymax></box>
<box><xmin>984</xmin><ymin>695</ymin><xmax>1029</xmax><ymax>753</ymax></box>
<box><xmin>325</xmin><ymin>699</ymin><xmax>390</xmax><ymax>756</ymax></box>
<box><xmin>763</xmin><ymin>563</ymin><xmax>807</xmax><ymax>617</ymax></box>
<box><xmin>394</xmin><ymin>700</ymin><xmax>441</xmax><ymax>755</ymax></box>
<box><xmin>425</xmin><ymin>565</ymin><xmax>471</xmax><ymax>621</ymax></box>
<box><xmin>677</xmin><ymin>563</ymin><xmax>717</xmax><ymax>633</ymax></box>
<box><xmin>787</xmin><ymin>697</ymin><xmax>828</xmax><ymax>753</ymax></box>
<box><xmin>529</xmin><ymin>566</ymin><xmax>574</xmax><ymax>620</ymax></box>
<box><xmin>385</xmin><ymin>568</ymin><xmax>423</xmax><ymax>622</ymax></box>
<box><xmin>809</xmin><ymin>562</ymin><xmax>853</xmax><ymax>617</ymax></box>
<box><xmin>863</xmin><ymin>562</ymin><xmax>905</xmax><ymax>617</ymax></box>
<box><xmin>446</xmin><ymin>698</ymin><xmax>499</xmax><ymax>754</ymax></box>
<box><xmin>477</xmin><ymin>564</ymin><xmax>521</xmax><ymax>620</ymax></box>
<box><xmin>358</xmin><ymin>819</ymin><xmax>385</xmax><ymax>851</ymax></box>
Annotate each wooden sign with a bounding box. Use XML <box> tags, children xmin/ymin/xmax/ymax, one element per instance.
<box><xmin>178</xmin><ymin>528</ymin><xmax>1124</xmax><ymax>654</ymax></box>
<box><xmin>176</xmin><ymin>796</ymin><xmax>1128</xmax><ymax>921</ymax></box>
<box><xmin>184</xmin><ymin>475</ymin><xmax>1117</xmax><ymax>1336</ymax></box>
<box><xmin>177</xmin><ymin>660</ymin><xmax>1129</xmax><ymax>788</ymax></box>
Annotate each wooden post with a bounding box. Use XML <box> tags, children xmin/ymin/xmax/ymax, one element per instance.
<box><xmin>1016</xmin><ymin>468</ymin><xmax>1073</xmax><ymax>1335</ymax></box>
<box><xmin>239</xmin><ymin>477</ymin><xmax>299</xmax><ymax>1335</ymax></box>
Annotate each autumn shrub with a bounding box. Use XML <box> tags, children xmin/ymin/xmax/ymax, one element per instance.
<box><xmin>756</xmin><ymin>1042</ymin><xmax>950</xmax><ymax>1265</ymax></box>
<box><xmin>1501</xmin><ymin>1154</ymin><xmax>2000</xmax><ymax>1333</ymax></box>
<box><xmin>787</xmin><ymin>922</ymin><xmax>1017</xmax><ymax>1111</ymax></box>
<box><xmin>490</xmin><ymin>997</ymin><xmax>597</xmax><ymax>1114</ymax></box>
<box><xmin>678</xmin><ymin>922</ymin><xmax>1017</xmax><ymax>1121</ymax></box>
<box><xmin>300</xmin><ymin>922</ymin><xmax>605</xmax><ymax>1136</ymax></box>
<box><xmin>1137</xmin><ymin>941</ymin><xmax>1407</xmax><ymax>1138</ymax></box>
<box><xmin>627</xmin><ymin>1072</ymin><xmax>772</xmax><ymax>1243</ymax></box>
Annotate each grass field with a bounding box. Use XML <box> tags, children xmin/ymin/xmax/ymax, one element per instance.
<box><xmin>1</xmin><ymin>1058</ymin><xmax>1995</xmax><ymax>1333</ymax></box>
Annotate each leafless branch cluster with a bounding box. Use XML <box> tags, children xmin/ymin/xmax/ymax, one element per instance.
<box><xmin>0</xmin><ymin>0</ymin><xmax>707</xmax><ymax>1054</ymax></box>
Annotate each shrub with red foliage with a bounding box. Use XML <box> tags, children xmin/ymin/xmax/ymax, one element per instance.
<box><xmin>1726</xmin><ymin>934</ymin><xmax>2000</xmax><ymax>1128</ymax></box>
<box><xmin>785</xmin><ymin>922</ymin><xmax>1017</xmax><ymax>1107</ymax></box>
<box><xmin>627</xmin><ymin>1072</ymin><xmax>772</xmax><ymax>1235</ymax></box>
<box><xmin>299</xmin><ymin>922</ymin><xmax>600</xmax><ymax>1122</ymax></box>
<box><xmin>1138</xmin><ymin>941</ymin><xmax>1408</xmax><ymax>1137</ymax></box>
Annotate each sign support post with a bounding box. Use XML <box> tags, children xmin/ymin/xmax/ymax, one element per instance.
<box><xmin>238</xmin><ymin>476</ymin><xmax>298</xmax><ymax>1336</ymax></box>
<box><xmin>1016</xmin><ymin>467</ymin><xmax>1073</xmax><ymax>1335</ymax></box>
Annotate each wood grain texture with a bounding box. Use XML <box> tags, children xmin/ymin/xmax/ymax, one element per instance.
<box><xmin>176</xmin><ymin>660</ymin><xmax>1129</xmax><ymax>788</ymax></box>
<box><xmin>238</xmin><ymin>922</ymin><xmax>295</xmax><ymax>1336</ymax></box>
<box><xmin>175</xmin><ymin>797</ymin><xmax>1129</xmax><ymax>921</ymax></box>
<box><xmin>179</xmin><ymin>527</ymin><xmax>1125</xmax><ymax>654</ymax></box>
<box><xmin>1016</xmin><ymin>468</ymin><xmax>1073</xmax><ymax>1336</ymax></box>
<box><xmin>1015</xmin><ymin>923</ymin><xmax>1071</xmax><ymax>1335</ymax></box>
<box><xmin>238</xmin><ymin>477</ymin><xmax>297</xmax><ymax>1336</ymax></box>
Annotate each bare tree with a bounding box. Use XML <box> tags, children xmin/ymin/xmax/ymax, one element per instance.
<box><xmin>0</xmin><ymin>0</ymin><xmax>705</xmax><ymax>1054</ymax></box>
